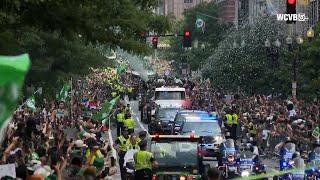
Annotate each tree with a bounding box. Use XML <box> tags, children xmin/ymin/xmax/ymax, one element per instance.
<box><xmin>165</xmin><ymin>2</ymin><xmax>230</xmax><ymax>70</ymax></box>
<box><xmin>203</xmin><ymin>17</ymin><xmax>290</xmax><ymax>94</ymax></box>
<box><xmin>0</xmin><ymin>0</ymin><xmax>170</xmax><ymax>97</ymax></box>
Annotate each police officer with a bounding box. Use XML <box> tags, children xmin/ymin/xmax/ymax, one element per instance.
<box><xmin>231</xmin><ymin>109</ymin><xmax>238</xmax><ymax>140</ymax></box>
<box><xmin>114</xmin><ymin>128</ymin><xmax>131</xmax><ymax>180</ymax></box>
<box><xmin>133</xmin><ymin>140</ymin><xmax>157</xmax><ymax>180</ymax></box>
<box><xmin>116</xmin><ymin>108</ymin><xmax>125</xmax><ymax>137</ymax></box>
<box><xmin>124</xmin><ymin>113</ymin><xmax>135</xmax><ymax>135</ymax></box>
<box><xmin>224</xmin><ymin>108</ymin><xmax>233</xmax><ymax>136</ymax></box>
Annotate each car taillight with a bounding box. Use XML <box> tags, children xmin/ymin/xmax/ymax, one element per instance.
<box><xmin>187</xmin><ymin>176</ymin><xmax>194</xmax><ymax>180</ymax></box>
<box><xmin>152</xmin><ymin>175</ymin><xmax>157</xmax><ymax>180</ymax></box>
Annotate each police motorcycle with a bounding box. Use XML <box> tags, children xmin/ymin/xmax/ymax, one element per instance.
<box><xmin>123</xmin><ymin>149</ymin><xmax>139</xmax><ymax>180</ymax></box>
<box><xmin>218</xmin><ymin>139</ymin><xmax>240</xmax><ymax>179</ymax></box>
<box><xmin>306</xmin><ymin>140</ymin><xmax>320</xmax><ymax>179</ymax></box>
<box><xmin>237</xmin><ymin>143</ymin><xmax>266</xmax><ymax>178</ymax></box>
<box><xmin>278</xmin><ymin>141</ymin><xmax>297</xmax><ymax>179</ymax></box>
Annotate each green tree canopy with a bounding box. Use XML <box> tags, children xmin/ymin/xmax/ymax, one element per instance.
<box><xmin>0</xmin><ymin>0</ymin><xmax>170</xmax><ymax>98</ymax></box>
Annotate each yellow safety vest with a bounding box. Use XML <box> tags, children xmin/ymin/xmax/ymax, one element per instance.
<box><xmin>232</xmin><ymin>113</ymin><xmax>238</xmax><ymax>125</ymax></box>
<box><xmin>127</xmin><ymin>143</ymin><xmax>140</xmax><ymax>150</ymax></box>
<box><xmin>124</xmin><ymin>118</ymin><xmax>134</xmax><ymax>130</ymax></box>
<box><xmin>85</xmin><ymin>149</ymin><xmax>103</xmax><ymax>165</ymax></box>
<box><xmin>134</xmin><ymin>151</ymin><xmax>153</xmax><ymax>170</ymax></box>
<box><xmin>117</xmin><ymin>113</ymin><xmax>125</xmax><ymax>123</ymax></box>
<box><xmin>128</xmin><ymin>87</ymin><xmax>133</xmax><ymax>93</ymax></box>
<box><xmin>118</xmin><ymin>135</ymin><xmax>130</xmax><ymax>152</ymax></box>
<box><xmin>225</xmin><ymin>114</ymin><xmax>233</xmax><ymax>125</ymax></box>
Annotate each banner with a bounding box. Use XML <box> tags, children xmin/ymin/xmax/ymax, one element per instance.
<box><xmin>0</xmin><ymin>54</ymin><xmax>30</xmax><ymax>131</ymax></box>
<box><xmin>93</xmin><ymin>96</ymin><xmax>120</xmax><ymax>122</ymax></box>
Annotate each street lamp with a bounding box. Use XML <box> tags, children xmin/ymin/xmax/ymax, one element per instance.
<box><xmin>274</xmin><ymin>39</ymin><xmax>281</xmax><ymax>48</ymax></box>
<box><xmin>233</xmin><ymin>41</ymin><xmax>238</xmax><ymax>48</ymax></box>
<box><xmin>264</xmin><ymin>39</ymin><xmax>271</xmax><ymax>48</ymax></box>
<box><xmin>307</xmin><ymin>27</ymin><xmax>314</xmax><ymax>41</ymax></box>
<box><xmin>296</xmin><ymin>35</ymin><xmax>304</xmax><ymax>45</ymax></box>
<box><xmin>241</xmin><ymin>40</ymin><xmax>245</xmax><ymax>47</ymax></box>
<box><xmin>265</xmin><ymin>39</ymin><xmax>279</xmax><ymax>67</ymax></box>
<box><xmin>291</xmin><ymin>35</ymin><xmax>303</xmax><ymax>100</ymax></box>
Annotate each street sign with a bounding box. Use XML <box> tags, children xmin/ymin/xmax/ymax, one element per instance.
<box><xmin>196</xmin><ymin>18</ymin><xmax>204</xmax><ymax>28</ymax></box>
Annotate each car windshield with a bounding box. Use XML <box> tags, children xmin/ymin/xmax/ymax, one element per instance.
<box><xmin>157</xmin><ymin>109</ymin><xmax>179</xmax><ymax>119</ymax></box>
<box><xmin>151</xmin><ymin>141</ymin><xmax>198</xmax><ymax>168</ymax></box>
<box><xmin>181</xmin><ymin>121</ymin><xmax>221</xmax><ymax>135</ymax></box>
<box><xmin>155</xmin><ymin>91</ymin><xmax>185</xmax><ymax>100</ymax></box>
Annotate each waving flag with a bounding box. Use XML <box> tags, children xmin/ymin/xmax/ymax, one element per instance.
<box><xmin>0</xmin><ymin>54</ymin><xmax>30</xmax><ymax>138</ymax></box>
<box><xmin>26</xmin><ymin>95</ymin><xmax>36</xmax><ymax>111</ymax></box>
<box><xmin>57</xmin><ymin>83</ymin><xmax>71</xmax><ymax>102</ymax></box>
<box><xmin>93</xmin><ymin>96</ymin><xmax>120</xmax><ymax>122</ymax></box>
<box><xmin>117</xmin><ymin>65</ymin><xmax>126</xmax><ymax>75</ymax></box>
<box><xmin>312</xmin><ymin>126</ymin><xmax>320</xmax><ymax>138</ymax></box>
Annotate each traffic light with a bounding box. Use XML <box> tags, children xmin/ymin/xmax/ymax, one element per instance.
<box><xmin>286</xmin><ymin>0</ymin><xmax>296</xmax><ymax>24</ymax></box>
<box><xmin>152</xmin><ymin>36</ymin><xmax>158</xmax><ymax>49</ymax></box>
<box><xmin>183</xmin><ymin>31</ymin><xmax>192</xmax><ymax>48</ymax></box>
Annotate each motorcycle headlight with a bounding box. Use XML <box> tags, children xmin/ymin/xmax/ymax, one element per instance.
<box><xmin>157</xmin><ymin>121</ymin><xmax>161</xmax><ymax>125</ymax></box>
<box><xmin>214</xmin><ymin>136</ymin><xmax>224</xmax><ymax>143</ymax></box>
<box><xmin>241</xmin><ymin>170</ymin><xmax>250</xmax><ymax>177</ymax></box>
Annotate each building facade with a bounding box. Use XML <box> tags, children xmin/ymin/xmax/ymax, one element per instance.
<box><xmin>155</xmin><ymin>0</ymin><xmax>213</xmax><ymax>19</ymax></box>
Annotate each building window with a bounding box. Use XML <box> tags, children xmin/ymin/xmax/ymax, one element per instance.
<box><xmin>184</xmin><ymin>0</ymin><xmax>193</xmax><ymax>3</ymax></box>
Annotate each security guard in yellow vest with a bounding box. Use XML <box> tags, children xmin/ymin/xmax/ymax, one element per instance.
<box><xmin>124</xmin><ymin>113</ymin><xmax>135</xmax><ymax>135</ymax></box>
<box><xmin>134</xmin><ymin>140</ymin><xmax>157</xmax><ymax>180</ymax></box>
<box><xmin>114</xmin><ymin>128</ymin><xmax>130</xmax><ymax>180</ymax></box>
<box><xmin>127</xmin><ymin>135</ymin><xmax>140</xmax><ymax>150</ymax></box>
<box><xmin>231</xmin><ymin>110</ymin><xmax>239</xmax><ymax>140</ymax></box>
<box><xmin>116</xmin><ymin>109</ymin><xmax>125</xmax><ymax>137</ymax></box>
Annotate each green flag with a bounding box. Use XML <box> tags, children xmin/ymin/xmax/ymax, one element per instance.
<box><xmin>312</xmin><ymin>126</ymin><xmax>320</xmax><ymax>138</ymax></box>
<box><xmin>93</xmin><ymin>96</ymin><xmax>120</xmax><ymax>122</ymax></box>
<box><xmin>57</xmin><ymin>83</ymin><xmax>71</xmax><ymax>102</ymax></box>
<box><xmin>26</xmin><ymin>95</ymin><xmax>36</xmax><ymax>111</ymax></box>
<box><xmin>116</xmin><ymin>65</ymin><xmax>126</xmax><ymax>74</ymax></box>
<box><xmin>0</xmin><ymin>54</ymin><xmax>30</xmax><ymax>131</ymax></box>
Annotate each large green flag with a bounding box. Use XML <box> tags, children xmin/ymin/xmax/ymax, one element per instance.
<box><xmin>93</xmin><ymin>96</ymin><xmax>120</xmax><ymax>122</ymax></box>
<box><xmin>0</xmin><ymin>54</ymin><xmax>30</xmax><ymax>130</ymax></box>
<box><xmin>56</xmin><ymin>83</ymin><xmax>71</xmax><ymax>102</ymax></box>
<box><xmin>26</xmin><ymin>95</ymin><xmax>36</xmax><ymax>111</ymax></box>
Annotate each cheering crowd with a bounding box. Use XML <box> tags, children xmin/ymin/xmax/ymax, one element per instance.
<box><xmin>182</xmin><ymin>78</ymin><xmax>320</xmax><ymax>155</ymax></box>
<box><xmin>0</xmin><ymin>68</ymin><xmax>139</xmax><ymax>180</ymax></box>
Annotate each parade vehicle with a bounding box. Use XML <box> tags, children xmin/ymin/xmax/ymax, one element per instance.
<box><xmin>150</xmin><ymin>135</ymin><xmax>202</xmax><ymax>180</ymax></box>
<box><xmin>171</xmin><ymin>110</ymin><xmax>223</xmax><ymax>148</ymax></box>
<box><xmin>148</xmin><ymin>107</ymin><xmax>181</xmax><ymax>135</ymax></box>
<box><xmin>141</xmin><ymin>86</ymin><xmax>186</xmax><ymax>123</ymax></box>
<box><xmin>153</xmin><ymin>86</ymin><xmax>186</xmax><ymax>108</ymax></box>
<box><xmin>170</xmin><ymin>110</ymin><xmax>223</xmax><ymax>174</ymax></box>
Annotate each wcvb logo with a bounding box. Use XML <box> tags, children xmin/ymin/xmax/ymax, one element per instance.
<box><xmin>276</xmin><ymin>13</ymin><xmax>308</xmax><ymax>22</ymax></box>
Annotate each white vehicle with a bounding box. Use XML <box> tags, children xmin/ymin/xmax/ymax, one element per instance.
<box><xmin>154</xmin><ymin>87</ymin><xmax>186</xmax><ymax>108</ymax></box>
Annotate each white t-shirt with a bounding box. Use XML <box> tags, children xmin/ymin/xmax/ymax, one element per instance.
<box><xmin>289</xmin><ymin>109</ymin><xmax>297</xmax><ymax>118</ymax></box>
<box><xmin>262</xmin><ymin>129</ymin><xmax>270</xmax><ymax>140</ymax></box>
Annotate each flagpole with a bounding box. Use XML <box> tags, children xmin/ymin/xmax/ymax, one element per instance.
<box><xmin>70</xmin><ymin>77</ymin><xmax>73</xmax><ymax>119</ymax></box>
<box><xmin>19</xmin><ymin>88</ymin><xmax>40</xmax><ymax>109</ymax></box>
